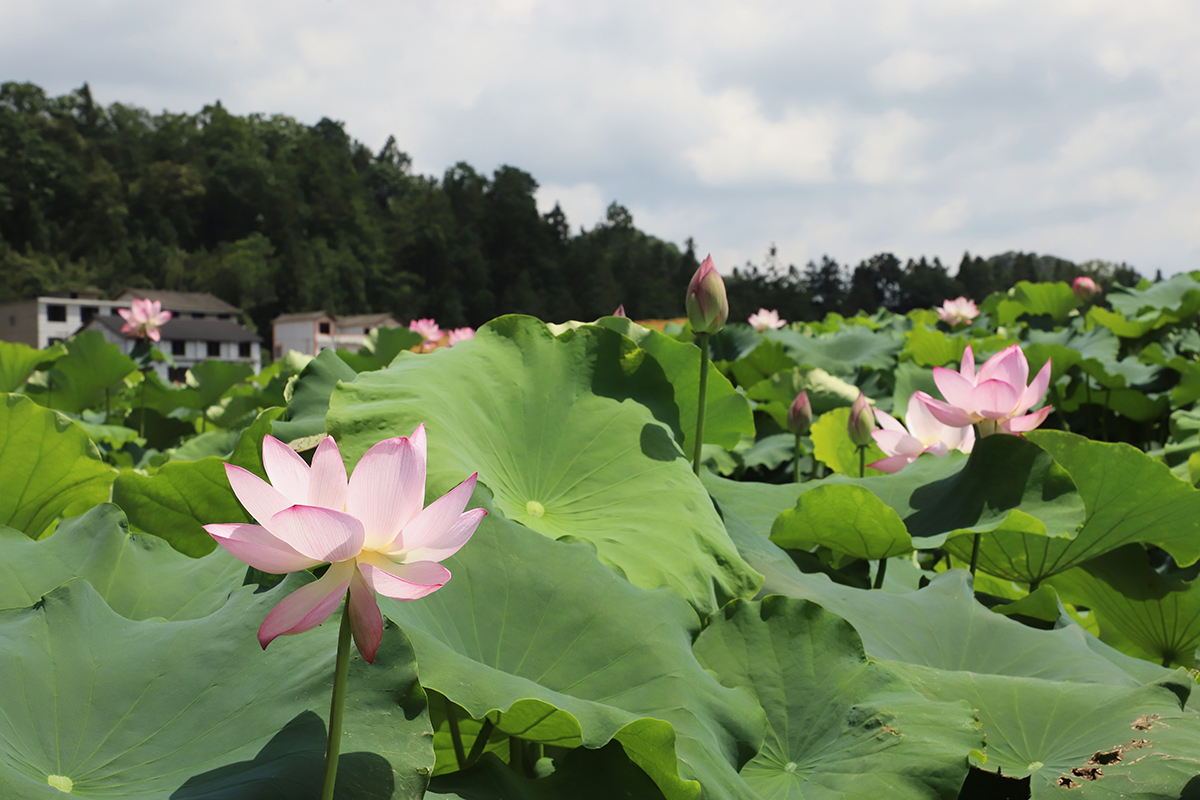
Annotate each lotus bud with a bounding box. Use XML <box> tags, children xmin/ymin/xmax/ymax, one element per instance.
<box><xmin>848</xmin><ymin>392</ymin><xmax>875</xmax><ymax>447</ymax></box>
<box><xmin>1073</xmin><ymin>276</ymin><xmax>1100</xmax><ymax>299</ymax></box>
<box><xmin>787</xmin><ymin>391</ymin><xmax>813</xmax><ymax>435</ymax></box>
<box><xmin>613</xmin><ymin>304</ymin><xmax>628</xmax><ymax>318</ymax></box>
<box><xmin>685</xmin><ymin>255</ymin><xmax>729</xmax><ymax>335</ymax></box>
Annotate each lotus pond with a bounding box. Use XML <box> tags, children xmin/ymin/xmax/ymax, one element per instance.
<box><xmin>5</xmin><ymin>273</ymin><xmax>1200</xmax><ymax>799</ymax></box>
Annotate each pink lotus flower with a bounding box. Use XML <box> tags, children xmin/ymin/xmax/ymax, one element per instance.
<box><xmin>869</xmin><ymin>393</ymin><xmax>975</xmax><ymax>473</ymax></box>
<box><xmin>118</xmin><ymin>298</ymin><xmax>172</xmax><ymax>342</ymax></box>
<box><xmin>685</xmin><ymin>255</ymin><xmax>729</xmax><ymax>335</ymax></box>
<box><xmin>936</xmin><ymin>297</ymin><xmax>979</xmax><ymax>327</ymax></box>
<box><xmin>748</xmin><ymin>308</ymin><xmax>786</xmax><ymax>332</ymax></box>
<box><xmin>204</xmin><ymin>428</ymin><xmax>485</xmax><ymax>663</ymax></box>
<box><xmin>1073</xmin><ymin>276</ymin><xmax>1100</xmax><ymax>299</ymax></box>
<box><xmin>917</xmin><ymin>345</ymin><xmax>1052</xmax><ymax>437</ymax></box>
<box><xmin>447</xmin><ymin>327</ymin><xmax>475</xmax><ymax>346</ymax></box>
<box><xmin>612</xmin><ymin>304</ymin><xmax>628</xmax><ymax>318</ymax></box>
<box><xmin>409</xmin><ymin>318</ymin><xmax>442</xmax><ymax>352</ymax></box>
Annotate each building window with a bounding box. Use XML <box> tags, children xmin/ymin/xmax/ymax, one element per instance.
<box><xmin>8</xmin><ymin>315</ymin><xmax>14</xmax><ymax>326</ymax></box>
<box><xmin>47</xmin><ymin>337</ymin><xmax>63</xmax><ymax>346</ymax></box>
<box><xmin>363</xmin><ymin>327</ymin><xmax>369</xmax><ymax>334</ymax></box>
<box><xmin>168</xmin><ymin>367</ymin><xmax>189</xmax><ymax>383</ymax></box>
<box><xmin>172</xmin><ymin>340</ymin><xmax>186</xmax><ymax>356</ymax></box>
<box><xmin>319</xmin><ymin>322</ymin><xmax>331</xmax><ymax>334</ymax></box>
<box><xmin>46</xmin><ymin>304</ymin><xmax>67</xmax><ymax>322</ymax></box>
<box><xmin>218</xmin><ymin>314</ymin><xmax>231</xmax><ymax>320</ymax></box>
<box><xmin>193</xmin><ymin>313</ymin><xmax>205</xmax><ymax>319</ymax></box>
<box><xmin>207</xmin><ymin>341</ymin><xmax>221</xmax><ymax>357</ymax></box>
<box><xmin>81</xmin><ymin>306</ymin><xmax>99</xmax><ymax>324</ymax></box>
<box><xmin>274</xmin><ymin>344</ymin><xmax>283</xmax><ymax>358</ymax></box>
<box><xmin>111</xmin><ymin>307</ymin><xmax>122</xmax><ymax>316</ymax></box>
<box><xmin>238</xmin><ymin>341</ymin><xmax>252</xmax><ymax>358</ymax></box>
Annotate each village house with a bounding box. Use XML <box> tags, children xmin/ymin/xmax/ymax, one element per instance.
<box><xmin>271</xmin><ymin>311</ymin><xmax>400</xmax><ymax>358</ymax></box>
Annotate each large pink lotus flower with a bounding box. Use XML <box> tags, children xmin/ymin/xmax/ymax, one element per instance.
<box><xmin>917</xmin><ymin>345</ymin><xmax>1052</xmax><ymax>437</ymax></box>
<box><xmin>748</xmin><ymin>308</ymin><xmax>786</xmax><ymax>332</ymax></box>
<box><xmin>204</xmin><ymin>427</ymin><xmax>485</xmax><ymax>663</ymax></box>
<box><xmin>409</xmin><ymin>318</ymin><xmax>442</xmax><ymax>352</ymax></box>
<box><xmin>447</xmin><ymin>327</ymin><xmax>475</xmax><ymax>347</ymax></box>
<box><xmin>869</xmin><ymin>393</ymin><xmax>975</xmax><ymax>473</ymax></box>
<box><xmin>118</xmin><ymin>298</ymin><xmax>172</xmax><ymax>342</ymax></box>
<box><xmin>936</xmin><ymin>297</ymin><xmax>979</xmax><ymax>327</ymax></box>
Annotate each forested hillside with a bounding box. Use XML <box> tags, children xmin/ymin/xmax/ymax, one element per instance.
<box><xmin>0</xmin><ymin>82</ymin><xmax>1143</xmax><ymax>338</ymax></box>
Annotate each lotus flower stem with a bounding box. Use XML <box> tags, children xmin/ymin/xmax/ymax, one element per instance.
<box><xmin>692</xmin><ymin>333</ymin><xmax>710</xmax><ymax>476</ymax></box>
<box><xmin>446</xmin><ymin>695</ymin><xmax>467</xmax><ymax>769</ymax></box>
<box><xmin>1162</xmin><ymin>654</ymin><xmax>1173</xmax><ymax>668</ymax></box>
<box><xmin>793</xmin><ymin>435</ymin><xmax>804</xmax><ymax>484</ymax></box>
<box><xmin>466</xmin><ymin>717</ymin><xmax>496</xmax><ymax>766</ymax></box>
<box><xmin>1102</xmin><ymin>389</ymin><xmax>1111</xmax><ymax>442</ymax></box>
<box><xmin>320</xmin><ymin>591</ymin><xmax>354</xmax><ymax>800</ymax></box>
<box><xmin>858</xmin><ymin>445</ymin><xmax>866</xmax><ymax>478</ymax></box>
<box><xmin>968</xmin><ymin>534</ymin><xmax>981</xmax><ymax>577</ymax></box>
<box><xmin>139</xmin><ymin>377</ymin><xmax>147</xmax><ymax>438</ymax></box>
<box><xmin>872</xmin><ymin>558</ymin><xmax>887</xmax><ymax>590</ymax></box>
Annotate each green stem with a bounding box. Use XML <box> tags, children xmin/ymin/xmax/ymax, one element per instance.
<box><xmin>873</xmin><ymin>558</ymin><xmax>887</xmax><ymax>590</ymax></box>
<box><xmin>320</xmin><ymin>591</ymin><xmax>354</xmax><ymax>800</ymax></box>
<box><xmin>968</xmin><ymin>534</ymin><xmax>981</xmax><ymax>578</ymax></box>
<box><xmin>509</xmin><ymin>735</ymin><xmax>524</xmax><ymax>775</ymax></box>
<box><xmin>858</xmin><ymin>445</ymin><xmax>866</xmax><ymax>479</ymax></box>
<box><xmin>793</xmin><ymin>435</ymin><xmax>804</xmax><ymax>484</ymax></box>
<box><xmin>446</xmin><ymin>695</ymin><xmax>466</xmax><ymax>769</ymax></box>
<box><xmin>466</xmin><ymin>717</ymin><xmax>495</xmax><ymax>767</ymax></box>
<box><xmin>1029</xmin><ymin>579</ymin><xmax>1040</xmax><ymax>593</ymax></box>
<box><xmin>139</xmin><ymin>376</ymin><xmax>146</xmax><ymax>438</ymax></box>
<box><xmin>1101</xmin><ymin>389</ymin><xmax>1111</xmax><ymax>442</ymax></box>
<box><xmin>1162</xmin><ymin>654</ymin><xmax>1173</xmax><ymax>668</ymax></box>
<box><xmin>692</xmin><ymin>333</ymin><xmax>710</xmax><ymax>476</ymax></box>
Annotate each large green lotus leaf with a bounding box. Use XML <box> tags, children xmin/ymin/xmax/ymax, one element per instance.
<box><xmin>765</xmin><ymin>327</ymin><xmax>903</xmax><ymax>376</ymax></box>
<box><xmin>328</xmin><ymin>316</ymin><xmax>761</xmax><ymax>614</ymax></box>
<box><xmin>888</xmin><ymin>664</ymin><xmax>1200</xmax><ymax>798</ymax></box>
<box><xmin>694</xmin><ymin>596</ymin><xmax>980</xmax><ymax>800</ymax></box>
<box><xmin>1109</xmin><ymin>272</ymin><xmax>1200</xmax><ymax>317</ymax></box>
<box><xmin>809</xmin><ymin>406</ymin><xmax>887</xmax><ymax>477</ymax></box>
<box><xmin>1080</xmin><ymin>355</ymin><xmax>1161</xmax><ymax>391</ymax></box>
<box><xmin>745</xmin><ymin>368</ymin><xmax>861</xmax><ymax>431</ymax></box>
<box><xmin>994</xmin><ymin>281</ymin><xmax>1081</xmax><ymax>325</ymax></box>
<box><xmin>140</xmin><ymin>368</ymin><xmax>205</xmax><ymax>413</ymax></box>
<box><xmin>0</xmin><ymin>503</ymin><xmax>243</xmax><ymax>619</ymax></box>
<box><xmin>947</xmin><ymin>432</ymin><xmax>1200</xmax><ymax>584</ymax></box>
<box><xmin>272</xmin><ymin>347</ymin><xmax>359</xmax><ymax>444</ymax></box>
<box><xmin>187</xmin><ymin>358</ymin><xmax>255</xmax><ymax>407</ymax></box>
<box><xmin>727</xmin><ymin>339</ymin><xmax>795</xmax><ymax>390</ymax></box>
<box><xmin>0</xmin><ymin>339</ymin><xmax>63</xmax><ymax>392</ymax></box>
<box><xmin>111</xmin><ymin>408</ymin><xmax>282</xmax><ymax>556</ymax></box>
<box><xmin>378</xmin><ymin>510</ymin><xmax>767</xmax><ymax>800</ymax></box>
<box><xmin>770</xmin><ymin>484</ymin><xmax>913</xmax><ymax>560</ymax></box>
<box><xmin>702</xmin><ymin>473</ymin><xmax>801</xmax><ymax>539</ymax></box>
<box><xmin>23</xmin><ymin>331</ymin><xmax>136</xmax><ymax>414</ymax></box>
<box><xmin>0</xmin><ymin>578</ymin><xmax>433</xmax><ymax>799</ymax></box>
<box><xmin>1087</xmin><ymin>305</ymin><xmax>1185</xmax><ymax>339</ymax></box>
<box><xmin>0</xmin><ymin>393</ymin><xmax>116</xmax><ymax>538</ymax></box>
<box><xmin>904</xmin><ymin>326</ymin><xmax>967</xmax><ymax>368</ymax></box>
<box><xmin>890</xmin><ymin>362</ymin><xmax>940</xmax><ymax>418</ymax></box>
<box><xmin>596</xmin><ymin>317</ymin><xmax>755</xmax><ymax>450</ymax></box>
<box><xmin>337</xmin><ymin>326</ymin><xmax>425</xmax><ymax>372</ymax></box>
<box><xmin>1048</xmin><ymin>545</ymin><xmax>1200</xmax><ymax>668</ymax></box>
<box><xmin>427</xmin><ymin>745</ymin><xmax>668</xmax><ymax>800</ymax></box>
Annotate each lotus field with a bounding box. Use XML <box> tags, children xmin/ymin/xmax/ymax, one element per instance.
<box><xmin>8</xmin><ymin>267</ymin><xmax>1200</xmax><ymax>800</ymax></box>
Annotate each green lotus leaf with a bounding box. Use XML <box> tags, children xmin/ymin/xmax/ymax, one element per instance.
<box><xmin>379</xmin><ymin>509</ymin><xmax>767</xmax><ymax>800</ymax></box>
<box><xmin>112</xmin><ymin>407</ymin><xmax>283</xmax><ymax>556</ymax></box>
<box><xmin>0</xmin><ymin>578</ymin><xmax>433</xmax><ymax>799</ymax></box>
<box><xmin>0</xmin><ymin>394</ymin><xmax>116</xmax><ymax>538</ymax></box>
<box><xmin>727</xmin><ymin>338</ymin><xmax>795</xmax><ymax>390</ymax></box>
<box><xmin>888</xmin><ymin>664</ymin><xmax>1200</xmax><ymax>798</ymax></box>
<box><xmin>702</xmin><ymin>472</ymin><xmax>801</xmax><ymax>538</ymax></box>
<box><xmin>904</xmin><ymin>325</ymin><xmax>967</xmax><ymax>368</ymax></box>
<box><xmin>272</xmin><ymin>347</ymin><xmax>359</xmax><ymax>444</ymax></box>
<box><xmin>1048</xmin><ymin>545</ymin><xmax>1200</xmax><ymax>668</ymax></box>
<box><xmin>765</xmin><ymin>327</ymin><xmax>903</xmax><ymax>376</ymax></box>
<box><xmin>770</xmin><ymin>484</ymin><xmax>913</xmax><ymax>560</ymax></box>
<box><xmin>994</xmin><ymin>281</ymin><xmax>1081</xmax><ymax>325</ymax></box>
<box><xmin>694</xmin><ymin>596</ymin><xmax>981</xmax><ymax>800</ymax></box>
<box><xmin>0</xmin><ymin>503</ymin><xmax>243</xmax><ymax>619</ymax></box>
<box><xmin>140</xmin><ymin>368</ymin><xmax>205</xmax><ymax>414</ymax></box>
<box><xmin>328</xmin><ymin>315</ymin><xmax>761</xmax><ymax>614</ymax></box>
<box><xmin>890</xmin><ymin>362</ymin><xmax>939</xmax><ymax>418</ymax></box>
<box><xmin>596</xmin><ymin>317</ymin><xmax>755</xmax><ymax>450</ymax></box>
<box><xmin>187</xmin><ymin>358</ymin><xmax>255</xmax><ymax>407</ymax></box>
<box><xmin>427</xmin><ymin>745</ymin><xmax>668</xmax><ymax>800</ymax></box>
<box><xmin>1087</xmin><ymin>306</ymin><xmax>1171</xmax><ymax>338</ymax></box>
<box><xmin>746</xmin><ymin>367</ymin><xmax>862</xmax><ymax>431</ymax></box>
<box><xmin>809</xmin><ymin>406</ymin><xmax>887</xmax><ymax>477</ymax></box>
<box><xmin>946</xmin><ymin>431</ymin><xmax>1200</xmax><ymax>584</ymax></box>
<box><xmin>706</xmin><ymin>323</ymin><xmax>765</xmax><ymax>364</ymax></box>
<box><xmin>337</xmin><ymin>326</ymin><xmax>424</xmax><ymax>372</ymax></box>
<box><xmin>1108</xmin><ymin>272</ymin><xmax>1200</xmax><ymax>318</ymax></box>
<box><xmin>0</xmin><ymin>339</ymin><xmax>63</xmax><ymax>392</ymax></box>
<box><xmin>23</xmin><ymin>330</ymin><xmax>137</xmax><ymax>415</ymax></box>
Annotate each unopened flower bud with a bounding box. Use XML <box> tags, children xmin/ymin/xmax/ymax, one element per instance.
<box><xmin>848</xmin><ymin>392</ymin><xmax>875</xmax><ymax>447</ymax></box>
<box><xmin>787</xmin><ymin>391</ymin><xmax>813</xmax><ymax>435</ymax></box>
<box><xmin>1073</xmin><ymin>276</ymin><xmax>1100</xmax><ymax>299</ymax></box>
<box><xmin>685</xmin><ymin>255</ymin><xmax>729</xmax><ymax>335</ymax></box>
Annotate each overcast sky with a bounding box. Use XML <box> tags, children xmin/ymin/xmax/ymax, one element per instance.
<box><xmin>4</xmin><ymin>0</ymin><xmax>1199</xmax><ymax>277</ymax></box>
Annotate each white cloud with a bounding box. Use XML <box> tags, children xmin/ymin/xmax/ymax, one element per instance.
<box><xmin>535</xmin><ymin>182</ymin><xmax>608</xmax><ymax>231</ymax></box>
<box><xmin>851</xmin><ymin>110</ymin><xmax>928</xmax><ymax>184</ymax></box>
<box><xmin>871</xmin><ymin>49</ymin><xmax>971</xmax><ymax>94</ymax></box>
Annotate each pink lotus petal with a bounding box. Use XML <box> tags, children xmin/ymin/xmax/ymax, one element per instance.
<box><xmin>915</xmin><ymin>393</ymin><xmax>975</xmax><ymax>427</ymax></box>
<box><xmin>871</xmin><ymin>429</ymin><xmax>921</xmax><ymax>458</ymax></box>
<box><xmin>903</xmin><ymin>395</ymin><xmax>945</xmax><ymax>445</ymax></box>
<box><xmin>868</xmin><ymin>453</ymin><xmax>918</xmax><ymax>473</ymax></box>
<box><xmin>400</xmin><ymin>508</ymin><xmax>487</xmax><ymax>563</ymax></box>
<box><xmin>347</xmin><ymin>435</ymin><xmax>426</xmax><ymax>550</ymax></box>
<box><xmin>269</xmin><ymin>505</ymin><xmax>366</xmax><ymax>563</ymax></box>
<box><xmin>118</xmin><ymin>308</ymin><xmax>134</xmax><ymax>323</ymax></box>
<box><xmin>258</xmin><ymin>561</ymin><xmax>354</xmax><ymax>649</ymax></box>
<box><xmin>1016</xmin><ymin>360</ymin><xmax>1052</xmax><ymax>416</ymax></box>
<box><xmin>225</xmin><ymin>463</ymin><xmax>292</xmax><ymax>527</ymax></box>
<box><xmin>1002</xmin><ymin>406</ymin><xmax>1053</xmax><ymax>433</ymax></box>
<box><xmin>357</xmin><ymin>554</ymin><xmax>450</xmax><ymax>600</ymax></box>
<box><xmin>204</xmin><ymin>523</ymin><xmax>321</xmax><ymax>573</ymax></box>
<box><xmin>873</xmin><ymin>409</ymin><xmax>907</xmax><ymax>434</ymax></box>
<box><xmin>944</xmin><ymin>420</ymin><xmax>975</xmax><ymax>454</ymax></box>
<box><xmin>147</xmin><ymin>327</ymin><xmax>161</xmax><ymax>342</ymax></box>
<box><xmin>389</xmin><ymin>473</ymin><xmax>478</xmax><ymax>553</ymax></box>
<box><xmin>933</xmin><ymin>367</ymin><xmax>975</xmax><ymax>411</ymax></box>
<box><xmin>971</xmin><ymin>379</ymin><xmax>1021</xmax><ymax>420</ymax></box>
<box><xmin>409</xmin><ymin>423</ymin><xmax>427</xmax><ymax>466</ymax></box>
<box><xmin>977</xmin><ymin>345</ymin><xmax>1028</xmax><ymax>389</ymax></box>
<box><xmin>924</xmin><ymin>442</ymin><xmax>950</xmax><ymax>457</ymax></box>
<box><xmin>348</xmin><ymin>567</ymin><xmax>384</xmax><ymax>663</ymax></box>
<box><xmin>307</xmin><ymin>436</ymin><xmax>348</xmax><ymax>510</ymax></box>
<box><xmin>262</xmin><ymin>435</ymin><xmax>311</xmax><ymax>504</ymax></box>
<box><xmin>960</xmin><ymin>346</ymin><xmax>976</xmax><ymax>380</ymax></box>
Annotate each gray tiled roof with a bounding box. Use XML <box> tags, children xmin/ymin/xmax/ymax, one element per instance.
<box><xmin>116</xmin><ymin>289</ymin><xmax>241</xmax><ymax>315</ymax></box>
<box><xmin>88</xmin><ymin>314</ymin><xmax>261</xmax><ymax>343</ymax></box>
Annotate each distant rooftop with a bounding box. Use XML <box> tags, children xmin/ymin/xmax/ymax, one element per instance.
<box><xmin>273</xmin><ymin>310</ymin><xmax>333</xmax><ymax>324</ymax></box>
<box><xmin>88</xmin><ymin>314</ymin><xmax>261</xmax><ymax>343</ymax></box>
<box><xmin>116</xmin><ymin>289</ymin><xmax>240</xmax><ymax>315</ymax></box>
<box><xmin>336</xmin><ymin>313</ymin><xmax>400</xmax><ymax>328</ymax></box>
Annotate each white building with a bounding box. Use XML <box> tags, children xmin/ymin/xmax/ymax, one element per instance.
<box><xmin>0</xmin><ymin>291</ymin><xmax>126</xmax><ymax>349</ymax></box>
<box><xmin>271</xmin><ymin>311</ymin><xmax>400</xmax><ymax>359</ymax></box>
<box><xmin>83</xmin><ymin>315</ymin><xmax>262</xmax><ymax>382</ymax></box>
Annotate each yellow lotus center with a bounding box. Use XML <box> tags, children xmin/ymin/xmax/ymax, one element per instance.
<box><xmin>525</xmin><ymin>500</ymin><xmax>545</xmax><ymax>518</ymax></box>
<box><xmin>47</xmin><ymin>775</ymin><xmax>74</xmax><ymax>793</ymax></box>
